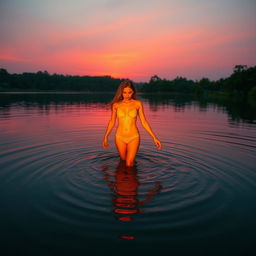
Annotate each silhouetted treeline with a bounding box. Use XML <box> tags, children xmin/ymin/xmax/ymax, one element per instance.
<box><xmin>0</xmin><ymin>66</ymin><xmax>256</xmax><ymax>99</ymax></box>
<box><xmin>0</xmin><ymin>69</ymin><xmax>123</xmax><ymax>92</ymax></box>
<box><xmin>141</xmin><ymin>65</ymin><xmax>256</xmax><ymax>98</ymax></box>
<box><xmin>140</xmin><ymin>75</ymin><xmax>195</xmax><ymax>93</ymax></box>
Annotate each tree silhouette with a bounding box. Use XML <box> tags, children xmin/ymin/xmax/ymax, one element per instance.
<box><xmin>150</xmin><ymin>75</ymin><xmax>161</xmax><ymax>83</ymax></box>
<box><xmin>233</xmin><ymin>65</ymin><xmax>248</xmax><ymax>73</ymax></box>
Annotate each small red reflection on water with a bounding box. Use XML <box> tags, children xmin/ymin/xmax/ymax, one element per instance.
<box><xmin>118</xmin><ymin>216</ymin><xmax>133</xmax><ymax>222</ymax></box>
<box><xmin>120</xmin><ymin>235</ymin><xmax>135</xmax><ymax>240</ymax></box>
<box><xmin>114</xmin><ymin>208</ymin><xmax>138</xmax><ymax>214</ymax></box>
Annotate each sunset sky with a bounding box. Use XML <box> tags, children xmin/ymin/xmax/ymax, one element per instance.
<box><xmin>0</xmin><ymin>0</ymin><xmax>256</xmax><ymax>82</ymax></box>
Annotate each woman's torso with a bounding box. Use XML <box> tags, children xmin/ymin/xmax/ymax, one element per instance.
<box><xmin>116</xmin><ymin>100</ymin><xmax>139</xmax><ymax>137</ymax></box>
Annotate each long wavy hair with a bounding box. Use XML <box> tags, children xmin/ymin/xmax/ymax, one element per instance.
<box><xmin>110</xmin><ymin>80</ymin><xmax>136</xmax><ymax>109</ymax></box>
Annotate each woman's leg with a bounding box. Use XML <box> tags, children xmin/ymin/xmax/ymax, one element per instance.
<box><xmin>115</xmin><ymin>136</ymin><xmax>127</xmax><ymax>161</ymax></box>
<box><xmin>126</xmin><ymin>137</ymin><xmax>140</xmax><ymax>167</ymax></box>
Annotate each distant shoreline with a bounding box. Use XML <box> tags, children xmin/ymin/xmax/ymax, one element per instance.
<box><xmin>0</xmin><ymin>90</ymin><xmax>255</xmax><ymax>104</ymax></box>
<box><xmin>0</xmin><ymin>91</ymin><xmax>116</xmax><ymax>94</ymax></box>
<box><xmin>0</xmin><ymin>90</ymin><xmax>191</xmax><ymax>95</ymax></box>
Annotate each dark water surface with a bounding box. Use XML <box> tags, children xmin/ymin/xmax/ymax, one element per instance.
<box><xmin>0</xmin><ymin>93</ymin><xmax>256</xmax><ymax>256</ymax></box>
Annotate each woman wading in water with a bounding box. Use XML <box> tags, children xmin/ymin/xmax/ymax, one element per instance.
<box><xmin>102</xmin><ymin>80</ymin><xmax>161</xmax><ymax>167</ymax></box>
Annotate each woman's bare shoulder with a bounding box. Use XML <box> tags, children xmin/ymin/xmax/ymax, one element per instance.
<box><xmin>133</xmin><ymin>99</ymin><xmax>142</xmax><ymax>107</ymax></box>
<box><xmin>112</xmin><ymin>102</ymin><xmax>119</xmax><ymax>110</ymax></box>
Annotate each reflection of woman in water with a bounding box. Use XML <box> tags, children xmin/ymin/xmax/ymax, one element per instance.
<box><xmin>102</xmin><ymin>80</ymin><xmax>161</xmax><ymax>167</ymax></box>
<box><xmin>102</xmin><ymin>160</ymin><xmax>162</xmax><ymax>223</ymax></box>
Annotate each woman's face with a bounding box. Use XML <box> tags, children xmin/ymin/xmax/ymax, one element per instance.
<box><xmin>122</xmin><ymin>87</ymin><xmax>134</xmax><ymax>100</ymax></box>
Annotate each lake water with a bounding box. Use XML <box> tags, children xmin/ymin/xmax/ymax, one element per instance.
<box><xmin>0</xmin><ymin>93</ymin><xmax>256</xmax><ymax>256</ymax></box>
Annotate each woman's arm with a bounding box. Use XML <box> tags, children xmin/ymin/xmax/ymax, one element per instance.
<box><xmin>138</xmin><ymin>101</ymin><xmax>162</xmax><ymax>149</ymax></box>
<box><xmin>102</xmin><ymin>103</ymin><xmax>117</xmax><ymax>148</ymax></box>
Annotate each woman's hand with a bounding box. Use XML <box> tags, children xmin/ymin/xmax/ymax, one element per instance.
<box><xmin>102</xmin><ymin>137</ymin><xmax>110</xmax><ymax>148</ymax></box>
<box><xmin>153</xmin><ymin>138</ymin><xmax>162</xmax><ymax>149</ymax></box>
